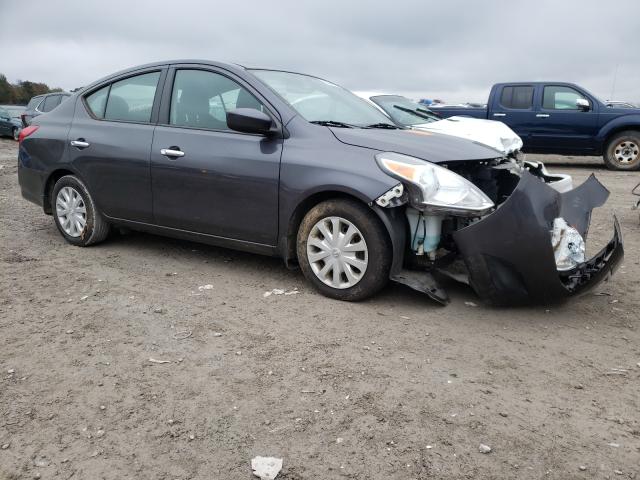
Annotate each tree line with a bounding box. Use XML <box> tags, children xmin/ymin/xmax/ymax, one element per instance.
<box><xmin>0</xmin><ymin>74</ymin><xmax>63</xmax><ymax>105</ymax></box>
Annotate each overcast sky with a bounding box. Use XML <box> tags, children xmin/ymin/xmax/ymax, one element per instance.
<box><xmin>1</xmin><ymin>0</ymin><xmax>639</xmax><ymax>103</ymax></box>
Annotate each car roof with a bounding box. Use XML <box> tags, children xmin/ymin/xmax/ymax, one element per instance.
<box><xmin>83</xmin><ymin>60</ymin><xmax>338</xmax><ymax>92</ymax></box>
<box><xmin>78</xmin><ymin>59</ymin><xmax>254</xmax><ymax>94</ymax></box>
<box><xmin>493</xmin><ymin>81</ymin><xmax>582</xmax><ymax>87</ymax></box>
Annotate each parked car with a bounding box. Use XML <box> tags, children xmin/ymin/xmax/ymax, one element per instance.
<box><xmin>21</xmin><ymin>92</ymin><xmax>71</xmax><ymax>127</ymax></box>
<box><xmin>429</xmin><ymin>82</ymin><xmax>640</xmax><ymax>170</ymax></box>
<box><xmin>356</xmin><ymin>92</ymin><xmax>523</xmax><ymax>155</ymax></box>
<box><xmin>0</xmin><ymin>105</ymin><xmax>24</xmax><ymax>140</ymax></box>
<box><xmin>17</xmin><ymin>61</ymin><xmax>622</xmax><ymax>305</ymax></box>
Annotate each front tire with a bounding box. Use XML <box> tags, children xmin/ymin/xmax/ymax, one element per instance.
<box><xmin>296</xmin><ymin>199</ymin><xmax>391</xmax><ymax>301</ymax></box>
<box><xmin>51</xmin><ymin>175</ymin><xmax>110</xmax><ymax>246</ymax></box>
<box><xmin>604</xmin><ymin>131</ymin><xmax>640</xmax><ymax>170</ymax></box>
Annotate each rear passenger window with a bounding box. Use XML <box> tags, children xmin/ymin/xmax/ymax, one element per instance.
<box><xmin>40</xmin><ymin>95</ymin><xmax>61</xmax><ymax>113</ymax></box>
<box><xmin>169</xmin><ymin>69</ymin><xmax>265</xmax><ymax>130</ymax></box>
<box><xmin>499</xmin><ymin>86</ymin><xmax>534</xmax><ymax>109</ymax></box>
<box><xmin>104</xmin><ymin>72</ymin><xmax>160</xmax><ymax>123</ymax></box>
<box><xmin>85</xmin><ymin>86</ymin><xmax>109</xmax><ymax>119</ymax></box>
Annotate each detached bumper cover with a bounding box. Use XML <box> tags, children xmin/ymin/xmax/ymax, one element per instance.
<box><xmin>453</xmin><ymin>171</ymin><xmax>623</xmax><ymax>305</ymax></box>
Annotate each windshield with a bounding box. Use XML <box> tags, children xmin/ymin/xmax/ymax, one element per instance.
<box><xmin>251</xmin><ymin>70</ymin><xmax>394</xmax><ymax>128</ymax></box>
<box><xmin>369</xmin><ymin>95</ymin><xmax>441</xmax><ymax>126</ymax></box>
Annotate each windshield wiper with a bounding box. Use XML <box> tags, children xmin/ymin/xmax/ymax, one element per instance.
<box><xmin>310</xmin><ymin>120</ymin><xmax>354</xmax><ymax>128</ymax></box>
<box><xmin>363</xmin><ymin>123</ymin><xmax>399</xmax><ymax>129</ymax></box>
<box><xmin>393</xmin><ymin>105</ymin><xmax>436</xmax><ymax>121</ymax></box>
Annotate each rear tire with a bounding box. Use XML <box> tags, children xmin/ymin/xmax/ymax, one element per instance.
<box><xmin>51</xmin><ymin>175</ymin><xmax>110</xmax><ymax>247</ymax></box>
<box><xmin>604</xmin><ymin>131</ymin><xmax>640</xmax><ymax>170</ymax></box>
<box><xmin>296</xmin><ymin>199</ymin><xmax>391</xmax><ymax>301</ymax></box>
<box><xmin>12</xmin><ymin>127</ymin><xmax>19</xmax><ymax>141</ymax></box>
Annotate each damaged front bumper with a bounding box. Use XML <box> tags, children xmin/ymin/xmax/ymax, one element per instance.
<box><xmin>452</xmin><ymin>171</ymin><xmax>623</xmax><ymax>305</ymax></box>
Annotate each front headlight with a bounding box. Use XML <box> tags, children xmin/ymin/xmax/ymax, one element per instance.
<box><xmin>375</xmin><ymin>152</ymin><xmax>494</xmax><ymax>215</ymax></box>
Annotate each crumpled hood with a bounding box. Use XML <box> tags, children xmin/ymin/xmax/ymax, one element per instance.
<box><xmin>412</xmin><ymin>116</ymin><xmax>523</xmax><ymax>155</ymax></box>
<box><xmin>330</xmin><ymin>127</ymin><xmax>504</xmax><ymax>164</ymax></box>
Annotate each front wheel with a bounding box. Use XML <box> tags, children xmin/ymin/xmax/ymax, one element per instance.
<box><xmin>51</xmin><ymin>175</ymin><xmax>110</xmax><ymax>246</ymax></box>
<box><xmin>12</xmin><ymin>127</ymin><xmax>19</xmax><ymax>141</ymax></box>
<box><xmin>296</xmin><ymin>199</ymin><xmax>391</xmax><ymax>301</ymax></box>
<box><xmin>604</xmin><ymin>131</ymin><xmax>640</xmax><ymax>170</ymax></box>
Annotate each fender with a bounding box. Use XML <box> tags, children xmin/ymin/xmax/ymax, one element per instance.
<box><xmin>597</xmin><ymin>114</ymin><xmax>640</xmax><ymax>145</ymax></box>
<box><xmin>370</xmin><ymin>205</ymin><xmax>406</xmax><ymax>277</ymax></box>
<box><xmin>277</xmin><ymin>181</ymin><xmax>398</xmax><ymax>268</ymax></box>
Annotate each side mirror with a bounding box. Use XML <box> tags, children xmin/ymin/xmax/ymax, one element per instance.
<box><xmin>576</xmin><ymin>98</ymin><xmax>590</xmax><ymax>111</ymax></box>
<box><xmin>227</xmin><ymin>108</ymin><xmax>275</xmax><ymax>136</ymax></box>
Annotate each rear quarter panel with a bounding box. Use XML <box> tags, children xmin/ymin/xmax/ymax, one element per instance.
<box><xmin>18</xmin><ymin>98</ymin><xmax>76</xmax><ymax>207</ymax></box>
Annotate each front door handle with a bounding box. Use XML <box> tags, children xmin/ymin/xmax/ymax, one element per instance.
<box><xmin>70</xmin><ymin>139</ymin><xmax>90</xmax><ymax>149</ymax></box>
<box><xmin>160</xmin><ymin>148</ymin><xmax>185</xmax><ymax>158</ymax></box>
<box><xmin>536</xmin><ymin>114</ymin><xmax>550</xmax><ymax>118</ymax></box>
<box><xmin>493</xmin><ymin>113</ymin><xmax>506</xmax><ymax>117</ymax></box>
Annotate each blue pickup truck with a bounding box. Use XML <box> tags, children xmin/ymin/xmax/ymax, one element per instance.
<box><xmin>430</xmin><ymin>82</ymin><xmax>640</xmax><ymax>170</ymax></box>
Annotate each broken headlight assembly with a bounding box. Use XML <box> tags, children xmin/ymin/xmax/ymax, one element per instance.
<box><xmin>375</xmin><ymin>152</ymin><xmax>494</xmax><ymax>216</ymax></box>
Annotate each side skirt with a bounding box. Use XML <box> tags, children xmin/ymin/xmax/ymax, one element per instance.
<box><xmin>103</xmin><ymin>215</ymin><xmax>279</xmax><ymax>257</ymax></box>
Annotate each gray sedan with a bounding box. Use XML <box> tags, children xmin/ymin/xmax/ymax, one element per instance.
<box><xmin>17</xmin><ymin>60</ymin><xmax>622</xmax><ymax>305</ymax></box>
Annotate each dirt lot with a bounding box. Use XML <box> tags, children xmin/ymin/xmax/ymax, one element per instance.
<box><xmin>0</xmin><ymin>138</ymin><xmax>638</xmax><ymax>480</ymax></box>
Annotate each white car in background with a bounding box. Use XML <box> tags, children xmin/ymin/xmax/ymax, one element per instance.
<box><xmin>355</xmin><ymin>91</ymin><xmax>572</xmax><ymax>192</ymax></box>
<box><xmin>356</xmin><ymin>91</ymin><xmax>524</xmax><ymax>155</ymax></box>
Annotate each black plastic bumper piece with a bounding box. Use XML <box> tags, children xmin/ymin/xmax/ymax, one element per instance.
<box><xmin>391</xmin><ymin>270</ymin><xmax>449</xmax><ymax>305</ymax></box>
<box><xmin>453</xmin><ymin>171</ymin><xmax>624</xmax><ymax>306</ymax></box>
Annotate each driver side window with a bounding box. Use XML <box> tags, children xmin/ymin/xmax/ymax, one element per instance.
<box><xmin>543</xmin><ymin>86</ymin><xmax>587</xmax><ymax>110</ymax></box>
<box><xmin>169</xmin><ymin>69</ymin><xmax>265</xmax><ymax>131</ymax></box>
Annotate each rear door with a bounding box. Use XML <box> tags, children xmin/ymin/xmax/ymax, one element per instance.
<box><xmin>528</xmin><ymin>85</ymin><xmax>599</xmax><ymax>153</ymax></box>
<box><xmin>150</xmin><ymin>66</ymin><xmax>282</xmax><ymax>245</ymax></box>
<box><xmin>67</xmin><ymin>69</ymin><xmax>166</xmax><ymax>223</ymax></box>
<box><xmin>489</xmin><ymin>85</ymin><xmax>537</xmax><ymax>144</ymax></box>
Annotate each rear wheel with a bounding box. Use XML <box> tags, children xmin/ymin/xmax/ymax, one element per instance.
<box><xmin>604</xmin><ymin>131</ymin><xmax>640</xmax><ymax>170</ymax></box>
<box><xmin>296</xmin><ymin>199</ymin><xmax>391</xmax><ymax>301</ymax></box>
<box><xmin>12</xmin><ymin>127</ymin><xmax>19</xmax><ymax>141</ymax></box>
<box><xmin>51</xmin><ymin>175</ymin><xmax>110</xmax><ymax>246</ymax></box>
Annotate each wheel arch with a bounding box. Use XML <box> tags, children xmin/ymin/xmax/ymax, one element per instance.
<box><xmin>280</xmin><ymin>189</ymin><xmax>405</xmax><ymax>273</ymax></box>
<box><xmin>598</xmin><ymin>117</ymin><xmax>640</xmax><ymax>152</ymax></box>
<box><xmin>42</xmin><ymin>168</ymin><xmax>77</xmax><ymax>214</ymax></box>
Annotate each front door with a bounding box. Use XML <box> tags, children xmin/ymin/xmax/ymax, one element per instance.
<box><xmin>151</xmin><ymin>68</ymin><xmax>282</xmax><ymax>245</ymax></box>
<box><xmin>528</xmin><ymin>85</ymin><xmax>599</xmax><ymax>153</ymax></box>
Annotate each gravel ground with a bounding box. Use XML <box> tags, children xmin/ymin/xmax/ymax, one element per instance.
<box><xmin>1</xmin><ymin>138</ymin><xmax>639</xmax><ymax>479</ymax></box>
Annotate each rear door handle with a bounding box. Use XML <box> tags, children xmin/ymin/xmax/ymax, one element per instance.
<box><xmin>492</xmin><ymin>113</ymin><xmax>506</xmax><ymax>117</ymax></box>
<box><xmin>536</xmin><ymin>114</ymin><xmax>550</xmax><ymax>118</ymax></box>
<box><xmin>70</xmin><ymin>140</ymin><xmax>90</xmax><ymax>148</ymax></box>
<box><xmin>160</xmin><ymin>148</ymin><xmax>185</xmax><ymax>158</ymax></box>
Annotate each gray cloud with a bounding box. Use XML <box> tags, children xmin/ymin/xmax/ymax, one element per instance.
<box><xmin>1</xmin><ymin>0</ymin><xmax>638</xmax><ymax>103</ymax></box>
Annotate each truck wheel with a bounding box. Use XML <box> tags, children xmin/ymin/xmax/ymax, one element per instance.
<box><xmin>296</xmin><ymin>199</ymin><xmax>391</xmax><ymax>301</ymax></box>
<box><xmin>604</xmin><ymin>131</ymin><xmax>640</xmax><ymax>170</ymax></box>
